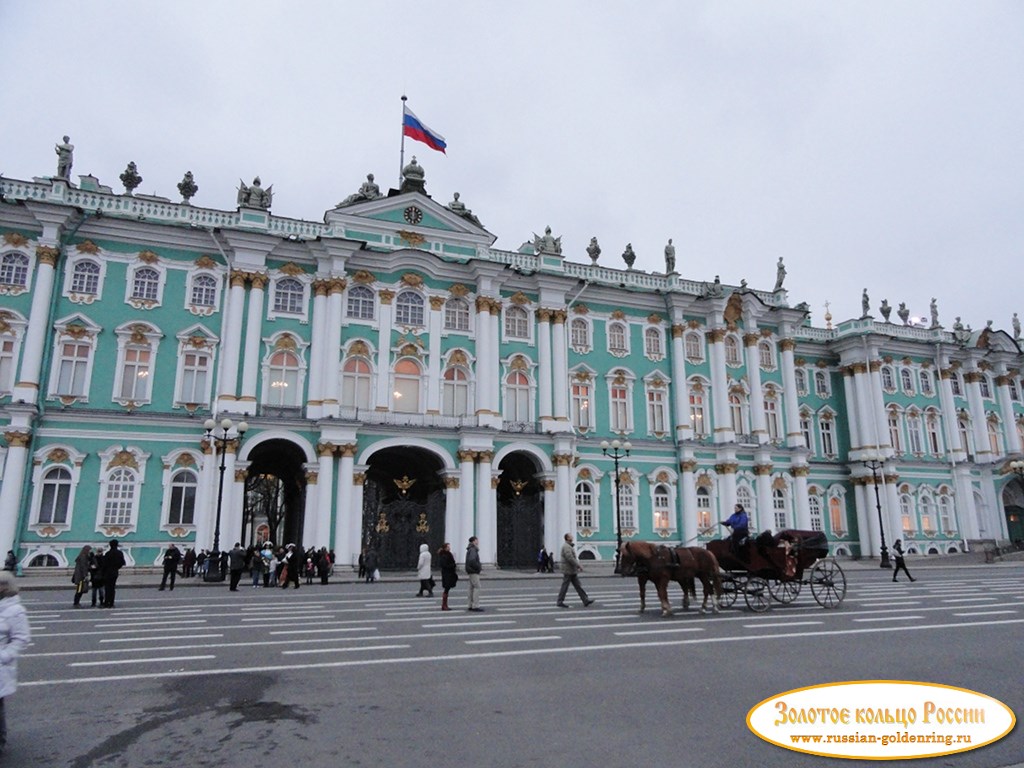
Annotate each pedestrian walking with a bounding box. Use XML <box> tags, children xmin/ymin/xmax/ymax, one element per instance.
<box><xmin>72</xmin><ymin>545</ymin><xmax>91</xmax><ymax>608</ymax></box>
<box><xmin>892</xmin><ymin>539</ymin><xmax>916</xmax><ymax>582</ymax></box>
<box><xmin>465</xmin><ymin>536</ymin><xmax>483</xmax><ymax>611</ymax></box>
<box><xmin>0</xmin><ymin>571</ymin><xmax>31</xmax><ymax>753</ymax></box>
<box><xmin>282</xmin><ymin>544</ymin><xmax>300</xmax><ymax>589</ymax></box>
<box><xmin>100</xmin><ymin>540</ymin><xmax>126</xmax><ymax>608</ymax></box>
<box><xmin>415</xmin><ymin>543</ymin><xmax>434</xmax><ymax>597</ymax></box>
<box><xmin>159</xmin><ymin>543</ymin><xmax>182</xmax><ymax>591</ymax></box>
<box><xmin>437</xmin><ymin>542</ymin><xmax>458</xmax><ymax>611</ymax></box>
<box><xmin>556</xmin><ymin>533</ymin><xmax>595</xmax><ymax>608</ymax></box>
<box><xmin>228</xmin><ymin>543</ymin><xmax>247</xmax><ymax>591</ymax></box>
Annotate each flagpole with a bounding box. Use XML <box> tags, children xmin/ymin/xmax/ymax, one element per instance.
<box><xmin>399</xmin><ymin>94</ymin><xmax>407</xmax><ymax>187</ymax></box>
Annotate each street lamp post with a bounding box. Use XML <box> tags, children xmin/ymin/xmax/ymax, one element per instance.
<box><xmin>203</xmin><ymin>417</ymin><xmax>248</xmax><ymax>582</ymax></box>
<box><xmin>601</xmin><ymin>439</ymin><xmax>631</xmax><ymax>573</ymax></box>
<box><xmin>862</xmin><ymin>451</ymin><xmax>891</xmax><ymax>568</ymax></box>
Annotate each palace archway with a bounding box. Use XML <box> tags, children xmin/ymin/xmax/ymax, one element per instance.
<box><xmin>496</xmin><ymin>451</ymin><xmax>545</xmax><ymax>568</ymax></box>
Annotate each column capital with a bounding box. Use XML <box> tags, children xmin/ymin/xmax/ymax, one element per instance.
<box><xmin>249</xmin><ymin>272</ymin><xmax>269</xmax><ymax>291</ymax></box>
<box><xmin>457</xmin><ymin>449</ymin><xmax>477</xmax><ymax>463</ymax></box>
<box><xmin>708</xmin><ymin>328</ymin><xmax>727</xmax><ymax>343</ymax></box>
<box><xmin>552</xmin><ymin>452</ymin><xmax>574</xmax><ymax>467</ymax></box>
<box><xmin>536</xmin><ymin>307</ymin><xmax>553</xmax><ymax>323</ymax></box>
<box><xmin>378</xmin><ymin>289</ymin><xmax>395</xmax><ymax>305</ymax></box>
<box><xmin>339</xmin><ymin>443</ymin><xmax>358</xmax><ymax>458</ymax></box>
<box><xmin>429</xmin><ymin>295</ymin><xmax>446</xmax><ymax>311</ymax></box>
<box><xmin>679</xmin><ymin>459</ymin><xmax>698</xmax><ymax>473</ymax></box>
<box><xmin>715</xmin><ymin>462</ymin><xmax>739</xmax><ymax>475</ymax></box>
<box><xmin>2</xmin><ymin>430</ymin><xmax>31</xmax><ymax>448</ymax></box>
<box><xmin>779</xmin><ymin>338</ymin><xmax>797</xmax><ymax>352</ymax></box>
<box><xmin>35</xmin><ymin>245</ymin><xmax>60</xmax><ymax>266</ymax></box>
<box><xmin>551</xmin><ymin>310</ymin><xmax>567</xmax><ymax>324</ymax></box>
<box><xmin>316</xmin><ymin>441</ymin><xmax>335</xmax><ymax>458</ymax></box>
<box><xmin>753</xmin><ymin>463</ymin><xmax>773</xmax><ymax>476</ymax></box>
<box><xmin>743</xmin><ymin>332</ymin><xmax>761</xmax><ymax>347</ymax></box>
<box><xmin>790</xmin><ymin>466</ymin><xmax>811</xmax><ymax>478</ymax></box>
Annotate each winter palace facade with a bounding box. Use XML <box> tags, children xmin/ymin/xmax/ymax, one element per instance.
<box><xmin>0</xmin><ymin>150</ymin><xmax>1022</xmax><ymax>572</ymax></box>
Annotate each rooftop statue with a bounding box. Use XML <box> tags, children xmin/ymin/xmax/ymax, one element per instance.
<box><xmin>622</xmin><ymin>243</ymin><xmax>636</xmax><ymax>269</ymax></box>
<box><xmin>930</xmin><ymin>298</ymin><xmax>939</xmax><ymax>328</ymax></box>
<box><xmin>880</xmin><ymin>299</ymin><xmax>892</xmax><ymax>322</ymax></box>
<box><xmin>178</xmin><ymin>171</ymin><xmax>198</xmax><ymax>204</ymax></box>
<box><xmin>55</xmin><ymin>135</ymin><xmax>74</xmax><ymax>180</ymax></box>
<box><xmin>774</xmin><ymin>256</ymin><xmax>786</xmax><ymax>290</ymax></box>
<box><xmin>533</xmin><ymin>226</ymin><xmax>562</xmax><ymax>255</ymax></box>
<box><xmin>337</xmin><ymin>173</ymin><xmax>381</xmax><ymax>208</ymax></box>
<box><xmin>586</xmin><ymin>236</ymin><xmax>601</xmax><ymax>264</ymax></box>
<box><xmin>861</xmin><ymin>289</ymin><xmax>870</xmax><ymax>318</ymax></box>
<box><xmin>237</xmin><ymin>176</ymin><xmax>272</xmax><ymax>210</ymax></box>
<box><xmin>446</xmin><ymin>192</ymin><xmax>483</xmax><ymax>227</ymax></box>
<box><xmin>664</xmin><ymin>239</ymin><xmax>676</xmax><ymax>273</ymax></box>
<box><xmin>1013</xmin><ymin>312</ymin><xmax>1021</xmax><ymax>340</ymax></box>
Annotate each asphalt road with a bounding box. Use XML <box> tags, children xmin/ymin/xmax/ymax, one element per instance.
<box><xmin>11</xmin><ymin>566</ymin><xmax>1024</xmax><ymax>768</ymax></box>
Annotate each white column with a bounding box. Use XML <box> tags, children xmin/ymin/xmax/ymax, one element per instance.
<box><xmin>536</xmin><ymin>309</ymin><xmax>553</xmax><ymax>420</ymax></box>
<box><xmin>306</xmin><ymin>280</ymin><xmax>329</xmax><ymax>417</ymax></box>
<box><xmin>852</xmin><ymin>364</ymin><xmax>878</xmax><ymax>451</ymax></box>
<box><xmin>218</xmin><ymin>448</ymin><xmax>241</xmax><ymax>549</ymax></box>
<box><xmin>443</xmin><ymin>474</ymin><xmax>460</xmax><ymax>548</ymax></box>
<box><xmin>554</xmin><ymin>453</ymin><xmax>573</xmax><ymax>540</ymax></box>
<box><xmin>474</xmin><ymin>298</ymin><xmax>492</xmax><ymax>415</ymax></box>
<box><xmin>321</xmin><ymin>281</ymin><xmax>345</xmax><ymax>417</ymax></box>
<box><xmin>487</xmin><ymin>303</ymin><xmax>502</xmax><ymax>415</ymax></box>
<box><xmin>744</xmin><ymin>332</ymin><xmax>768</xmax><ymax>443</ymax></box>
<box><xmin>791</xmin><ymin>467</ymin><xmax>811</xmax><ymax>529</ymax></box>
<box><xmin>542</xmin><ymin>476</ymin><xmax>558</xmax><ymax>556</ymax></box>
<box><xmin>195</xmin><ymin>442</ymin><xmax>217</xmax><ymax>550</ymax></box>
<box><xmin>938</xmin><ymin>366</ymin><xmax>965</xmax><ymax>459</ymax></box>
<box><xmin>679</xmin><ymin>459</ymin><xmax>698</xmax><ymax>543</ymax></box>
<box><xmin>842</xmin><ymin>368</ymin><xmax>862</xmax><ymax>451</ymax></box>
<box><xmin>551</xmin><ymin>311</ymin><xmax>569</xmax><ymax>421</ymax></box>
<box><xmin>719</xmin><ymin>464</ymin><xmax>738</xmax><ymax>523</ymax></box>
<box><xmin>373</xmin><ymin>290</ymin><xmax>395</xmax><ymax>410</ymax></box>
<box><xmin>754</xmin><ymin>464</ymin><xmax>773</xmax><ymax>532</ymax></box>
<box><xmin>996</xmin><ymin>370</ymin><xmax>1021</xmax><ymax>455</ymax></box>
<box><xmin>708</xmin><ymin>329</ymin><xmax>734</xmax><ymax>443</ymax></box>
<box><xmin>217</xmin><ymin>271</ymin><xmax>247</xmax><ymax>405</ymax></box>
<box><xmin>301</xmin><ymin>465</ymin><xmax>318</xmax><ymax>549</ymax></box>
<box><xmin>779</xmin><ymin>338</ymin><xmax>803</xmax><ymax>448</ymax></box>
<box><xmin>670</xmin><ymin>326</ymin><xmax>692</xmax><ymax>442</ymax></box>
<box><xmin>868</xmin><ymin>362</ymin><xmax>891</xmax><ymax>452</ymax></box>
<box><xmin>854</xmin><ymin>480</ymin><xmax>873</xmax><ymax>556</ymax></box>
<box><xmin>458</xmin><ymin>450</ymin><xmax>476</xmax><ymax>559</ymax></box>
<box><xmin>0</xmin><ymin>430</ymin><xmax>30</xmax><ymax>553</ymax></box>
<box><xmin>964</xmin><ymin>370</ymin><xmax>990</xmax><ymax>461</ymax></box>
<box><xmin>883</xmin><ymin>473</ymin><xmax>901</xmax><ymax>547</ymax></box>
<box><xmin>12</xmin><ymin>247</ymin><xmax>58</xmax><ymax>403</ymax></box>
<box><xmin>426</xmin><ymin>296</ymin><xmax>444</xmax><ymax>414</ymax></box>
<box><xmin>238</xmin><ymin>273</ymin><xmax>266</xmax><ymax>416</ymax></box>
<box><xmin>337</xmin><ymin>447</ymin><xmax>358</xmax><ymax>566</ymax></box>
<box><xmin>313</xmin><ymin>443</ymin><xmax>335</xmax><ymax>548</ymax></box>
<box><xmin>476</xmin><ymin>451</ymin><xmax>495</xmax><ymax>564</ymax></box>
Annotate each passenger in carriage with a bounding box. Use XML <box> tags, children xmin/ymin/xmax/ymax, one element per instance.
<box><xmin>720</xmin><ymin>504</ymin><xmax>750</xmax><ymax>558</ymax></box>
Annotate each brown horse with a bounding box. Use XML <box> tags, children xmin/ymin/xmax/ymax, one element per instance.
<box><xmin>619</xmin><ymin>541</ymin><xmax>722</xmax><ymax>617</ymax></box>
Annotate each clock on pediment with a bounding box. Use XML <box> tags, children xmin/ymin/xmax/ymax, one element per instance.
<box><xmin>403</xmin><ymin>206</ymin><xmax>423</xmax><ymax>225</ymax></box>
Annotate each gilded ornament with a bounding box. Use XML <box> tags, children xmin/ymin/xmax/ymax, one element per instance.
<box><xmin>3</xmin><ymin>233</ymin><xmax>29</xmax><ymax>247</ymax></box>
<box><xmin>138</xmin><ymin>250</ymin><xmax>159</xmax><ymax>264</ymax></box>
<box><xmin>76</xmin><ymin>240</ymin><xmax>100</xmax><ymax>254</ymax></box>
<box><xmin>449</xmin><ymin>283</ymin><xmax>469</xmax><ymax>297</ymax></box>
<box><xmin>401</xmin><ymin>272</ymin><xmax>424</xmax><ymax>287</ymax></box>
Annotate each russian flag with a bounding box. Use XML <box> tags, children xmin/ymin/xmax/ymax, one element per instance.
<box><xmin>403</xmin><ymin>106</ymin><xmax>447</xmax><ymax>154</ymax></box>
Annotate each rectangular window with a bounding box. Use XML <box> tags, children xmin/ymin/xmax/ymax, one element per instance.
<box><xmin>647</xmin><ymin>389</ymin><xmax>666</xmax><ymax>434</ymax></box>
<box><xmin>119</xmin><ymin>347</ymin><xmax>151</xmax><ymax>400</ymax></box>
<box><xmin>618</xmin><ymin>483</ymin><xmax>636</xmax><ymax>530</ymax></box>
<box><xmin>0</xmin><ymin>338</ymin><xmax>15</xmax><ymax>392</ymax></box>
<box><xmin>819</xmin><ymin>419</ymin><xmax>835</xmax><ymax>456</ymax></box>
<box><xmin>572</xmin><ymin>383</ymin><xmax>591</xmax><ymax>429</ymax></box>
<box><xmin>179</xmin><ymin>351</ymin><xmax>209</xmax><ymax>404</ymax></box>
<box><xmin>653</xmin><ymin>488</ymin><xmax>671</xmax><ymax>530</ymax></box>
<box><xmin>610</xmin><ymin>384</ymin><xmax>629</xmax><ymax>432</ymax></box>
<box><xmin>575</xmin><ymin>483</ymin><xmax>594</xmax><ymax>529</ymax></box>
<box><xmin>57</xmin><ymin>341</ymin><xmax>90</xmax><ymax>396</ymax></box>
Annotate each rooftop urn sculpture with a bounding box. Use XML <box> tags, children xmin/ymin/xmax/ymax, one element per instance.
<box><xmin>586</xmin><ymin>236</ymin><xmax>601</xmax><ymax>263</ymax></box>
<box><xmin>178</xmin><ymin>171</ymin><xmax>198</xmax><ymax>204</ymax></box>
<box><xmin>119</xmin><ymin>162</ymin><xmax>142</xmax><ymax>195</ymax></box>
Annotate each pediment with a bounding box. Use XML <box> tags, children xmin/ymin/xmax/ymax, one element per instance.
<box><xmin>324</xmin><ymin>191</ymin><xmax>496</xmax><ymax>251</ymax></box>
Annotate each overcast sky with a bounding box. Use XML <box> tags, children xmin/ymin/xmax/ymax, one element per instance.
<box><xmin>2</xmin><ymin>1</ymin><xmax>1022</xmax><ymax>332</ymax></box>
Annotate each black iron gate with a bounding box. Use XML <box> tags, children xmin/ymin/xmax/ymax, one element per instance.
<box><xmin>496</xmin><ymin>491</ymin><xmax>543</xmax><ymax>568</ymax></box>
<box><xmin>362</xmin><ymin>482</ymin><xmax>445</xmax><ymax>570</ymax></box>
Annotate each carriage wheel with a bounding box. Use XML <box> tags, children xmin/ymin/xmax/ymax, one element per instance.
<box><xmin>769</xmin><ymin>579</ymin><xmax>801</xmax><ymax>604</ymax></box>
<box><xmin>743</xmin><ymin>576</ymin><xmax>772</xmax><ymax>612</ymax></box>
<box><xmin>717</xmin><ymin>573</ymin><xmax>739</xmax><ymax>609</ymax></box>
<box><xmin>810</xmin><ymin>559</ymin><xmax>847</xmax><ymax>609</ymax></box>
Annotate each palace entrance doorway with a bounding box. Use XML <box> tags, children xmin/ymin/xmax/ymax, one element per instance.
<box><xmin>496</xmin><ymin>452</ymin><xmax>544</xmax><ymax>568</ymax></box>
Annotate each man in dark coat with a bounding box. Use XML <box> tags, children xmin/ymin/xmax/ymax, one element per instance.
<box><xmin>101</xmin><ymin>540</ymin><xmax>126</xmax><ymax>608</ymax></box>
<box><xmin>228</xmin><ymin>543</ymin><xmax>247</xmax><ymax>591</ymax></box>
<box><xmin>159</xmin><ymin>544</ymin><xmax>182</xmax><ymax>591</ymax></box>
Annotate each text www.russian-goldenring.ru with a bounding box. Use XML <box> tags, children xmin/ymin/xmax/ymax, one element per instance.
<box><xmin>789</xmin><ymin>732</ymin><xmax>972</xmax><ymax>747</ymax></box>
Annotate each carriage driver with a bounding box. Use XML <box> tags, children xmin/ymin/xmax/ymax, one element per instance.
<box><xmin>720</xmin><ymin>504</ymin><xmax>750</xmax><ymax>556</ymax></box>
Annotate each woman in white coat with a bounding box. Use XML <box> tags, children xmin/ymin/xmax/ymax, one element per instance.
<box><xmin>415</xmin><ymin>543</ymin><xmax>434</xmax><ymax>597</ymax></box>
<box><xmin>0</xmin><ymin>571</ymin><xmax>30</xmax><ymax>752</ymax></box>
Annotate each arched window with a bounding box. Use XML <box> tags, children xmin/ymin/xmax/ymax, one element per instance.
<box><xmin>907</xmin><ymin>411</ymin><xmax>924</xmax><ymax>454</ymax></box>
<box><xmin>949</xmin><ymin>373</ymin><xmax>963</xmax><ymax>397</ymax></box>
<box><xmin>958</xmin><ymin>413</ymin><xmax>973</xmax><ymax>456</ymax></box>
<box><xmin>888</xmin><ymin>409</ymin><xmax>903</xmax><ymax>454</ymax></box>
<box><xmin>653</xmin><ymin>484</ymin><xmax>671</xmax><ymax>530</ymax></box>
<box><xmin>505</xmin><ymin>369</ymin><xmax>531</xmax><ymax>423</ymax></box>
<box><xmin>881</xmin><ymin>366</ymin><xmax>896</xmax><ymax>391</ymax></box>
<box><xmin>736</xmin><ymin>485</ymin><xmax>754</xmax><ymax>522</ymax></box>
<box><xmin>684</xmin><ymin>332</ymin><xmax>703</xmax><ymax>361</ymax></box>
<box><xmin>758</xmin><ymin>340</ymin><xmax>775</xmax><ymax>370</ymax></box>
<box><xmin>190</xmin><ymin>274</ymin><xmax>217</xmax><ymax>307</ymax></box>
<box><xmin>442</xmin><ymin>366</ymin><xmax>470</xmax><ymax>416</ymax></box>
<box><xmin>266</xmin><ymin>348</ymin><xmax>301</xmax><ymax>406</ymax></box>
<box><xmin>504</xmin><ymin>306</ymin><xmax>529</xmax><ymax>339</ymax></box>
<box><xmin>607</xmin><ymin>322</ymin><xmax>628</xmax><ymax>354</ymax></box>
<box><xmin>273</xmin><ymin>278</ymin><xmax>304</xmax><ymax>314</ymax></box>
<box><xmin>102</xmin><ymin>467</ymin><xmax>136</xmax><ymax>526</ymax></box>
<box><xmin>393</xmin><ymin>358</ymin><xmax>421</xmax><ymax>413</ymax></box>
<box><xmin>724</xmin><ymin>335</ymin><xmax>741</xmax><ymax>365</ymax></box>
<box><xmin>696</xmin><ymin>487</ymin><xmax>712</xmax><ymax>529</ymax></box>
<box><xmin>926</xmin><ymin>411</ymin><xmax>943</xmax><ymax>454</ymax></box>
<box><xmin>689</xmin><ymin>387</ymin><xmax>708</xmax><ymax>437</ymax></box>
<box><xmin>570</xmin><ymin>318</ymin><xmax>590</xmax><ymax>351</ymax></box>
<box><xmin>71</xmin><ymin>260</ymin><xmax>100</xmax><ymax>295</ymax></box>
<box><xmin>794</xmin><ymin>368</ymin><xmax>807</xmax><ymax>395</ymax></box>
<box><xmin>829</xmin><ymin>495</ymin><xmax>845</xmax><ymax>533</ymax></box>
<box><xmin>729</xmin><ymin>393</ymin><xmax>748</xmax><ymax>436</ymax></box>
<box><xmin>808</xmin><ymin>495</ymin><xmax>823</xmax><ymax>532</ymax></box>
<box><xmin>772</xmin><ymin>487</ymin><xmax>788</xmax><ymax>529</ymax></box>
<box><xmin>341</xmin><ymin>357</ymin><xmax>372</xmax><ymax>410</ymax></box>
<box><xmin>644</xmin><ymin>327</ymin><xmax>663</xmax><ymax>358</ymax></box>
<box><xmin>0</xmin><ymin>252</ymin><xmax>29</xmax><ymax>287</ymax></box>
<box><xmin>920</xmin><ymin>495</ymin><xmax>936</xmax><ymax>532</ymax></box>
<box><xmin>346</xmin><ymin>285</ymin><xmax>375</xmax><ymax>320</ymax></box>
<box><xmin>395</xmin><ymin>291</ymin><xmax>425</xmax><ymax>326</ymax></box>
<box><xmin>900</xmin><ymin>368</ymin><xmax>915</xmax><ymax>394</ymax></box>
<box><xmin>979</xmin><ymin>375</ymin><xmax>992</xmax><ymax>399</ymax></box>
<box><xmin>919</xmin><ymin>370</ymin><xmax>933</xmax><ymax>395</ymax></box>
<box><xmin>814</xmin><ymin>370</ymin><xmax>830</xmax><ymax>397</ymax></box>
<box><xmin>900</xmin><ymin>494</ymin><xmax>915</xmax><ymax>533</ymax></box>
<box><xmin>132</xmin><ymin>267</ymin><xmax>160</xmax><ymax>301</ymax></box>
<box><xmin>38</xmin><ymin>466</ymin><xmax>72</xmax><ymax>525</ymax></box>
<box><xmin>987</xmin><ymin>415</ymin><xmax>1003</xmax><ymax>455</ymax></box>
<box><xmin>799</xmin><ymin>409</ymin><xmax>814</xmax><ymax>452</ymax></box>
<box><xmin>939</xmin><ymin>494</ymin><xmax>953</xmax><ymax>532</ymax></box>
<box><xmin>764</xmin><ymin>389</ymin><xmax>780</xmax><ymax>441</ymax></box>
<box><xmin>575</xmin><ymin>481</ymin><xmax>595</xmax><ymax>529</ymax></box>
<box><xmin>444</xmin><ymin>298</ymin><xmax>470</xmax><ymax>331</ymax></box>
<box><xmin>168</xmin><ymin>469</ymin><xmax>197</xmax><ymax>526</ymax></box>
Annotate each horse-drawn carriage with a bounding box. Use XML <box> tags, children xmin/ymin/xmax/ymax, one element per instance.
<box><xmin>706</xmin><ymin>529</ymin><xmax>846</xmax><ymax>612</ymax></box>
